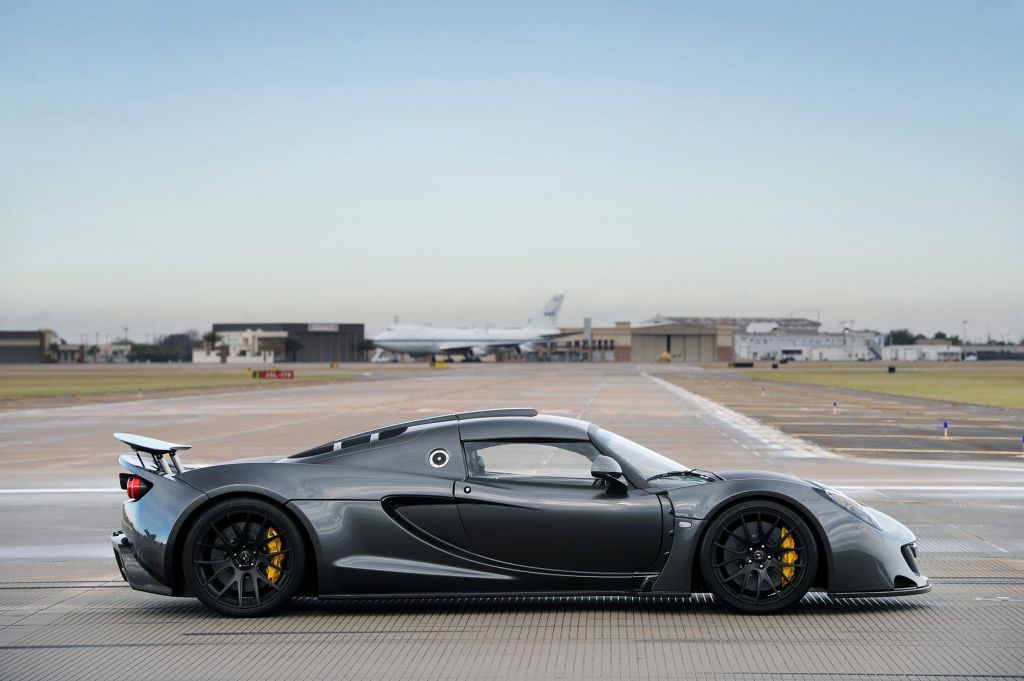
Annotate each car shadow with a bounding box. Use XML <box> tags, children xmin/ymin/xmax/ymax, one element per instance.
<box><xmin>138</xmin><ymin>591</ymin><xmax>931</xmax><ymax>621</ymax></box>
<box><xmin>269</xmin><ymin>591</ymin><xmax>933</xmax><ymax>617</ymax></box>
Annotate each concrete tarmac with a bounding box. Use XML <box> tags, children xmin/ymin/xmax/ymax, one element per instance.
<box><xmin>1</xmin><ymin>363</ymin><xmax>1022</xmax><ymax>680</ymax></box>
<box><xmin>664</xmin><ymin>370</ymin><xmax>1024</xmax><ymax>460</ymax></box>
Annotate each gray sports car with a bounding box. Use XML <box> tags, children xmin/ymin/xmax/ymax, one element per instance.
<box><xmin>111</xmin><ymin>408</ymin><xmax>929</xmax><ymax>616</ymax></box>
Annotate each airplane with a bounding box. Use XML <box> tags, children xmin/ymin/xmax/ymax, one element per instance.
<box><xmin>372</xmin><ymin>294</ymin><xmax>565</xmax><ymax>362</ymax></box>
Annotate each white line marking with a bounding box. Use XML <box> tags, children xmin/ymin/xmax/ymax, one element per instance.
<box><xmin>644</xmin><ymin>373</ymin><xmax>842</xmax><ymax>459</ymax></box>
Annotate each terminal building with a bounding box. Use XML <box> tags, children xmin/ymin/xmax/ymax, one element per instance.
<box><xmin>882</xmin><ymin>343</ymin><xmax>962</xmax><ymax>362</ymax></box>
<box><xmin>734</xmin><ymin>327</ymin><xmax>883</xmax><ymax>362</ymax></box>
<box><xmin>199</xmin><ymin>323</ymin><xmax>365</xmax><ymax>363</ymax></box>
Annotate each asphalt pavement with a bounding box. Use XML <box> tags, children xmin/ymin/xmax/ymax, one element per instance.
<box><xmin>1</xmin><ymin>363</ymin><xmax>1022</xmax><ymax>680</ymax></box>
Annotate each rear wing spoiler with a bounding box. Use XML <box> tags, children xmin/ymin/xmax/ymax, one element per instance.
<box><xmin>114</xmin><ymin>432</ymin><xmax>191</xmax><ymax>475</ymax></box>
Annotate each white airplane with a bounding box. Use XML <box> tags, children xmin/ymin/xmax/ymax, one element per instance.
<box><xmin>372</xmin><ymin>295</ymin><xmax>565</xmax><ymax>362</ymax></box>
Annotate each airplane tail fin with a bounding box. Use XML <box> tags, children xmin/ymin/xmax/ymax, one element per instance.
<box><xmin>525</xmin><ymin>294</ymin><xmax>564</xmax><ymax>330</ymax></box>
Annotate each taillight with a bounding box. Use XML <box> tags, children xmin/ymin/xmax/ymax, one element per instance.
<box><xmin>121</xmin><ymin>474</ymin><xmax>150</xmax><ymax>501</ymax></box>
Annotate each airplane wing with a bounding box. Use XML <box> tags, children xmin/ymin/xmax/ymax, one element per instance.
<box><xmin>436</xmin><ymin>342</ymin><xmax>477</xmax><ymax>352</ymax></box>
<box><xmin>435</xmin><ymin>341</ymin><xmax>528</xmax><ymax>352</ymax></box>
<box><xmin>532</xmin><ymin>330</ymin><xmax>578</xmax><ymax>339</ymax></box>
<box><xmin>434</xmin><ymin>331</ymin><xmax>572</xmax><ymax>355</ymax></box>
<box><xmin>436</xmin><ymin>340</ymin><xmax>554</xmax><ymax>354</ymax></box>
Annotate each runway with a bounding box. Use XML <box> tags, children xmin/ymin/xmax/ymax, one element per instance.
<box><xmin>1</xmin><ymin>363</ymin><xmax>1022</xmax><ymax>680</ymax></box>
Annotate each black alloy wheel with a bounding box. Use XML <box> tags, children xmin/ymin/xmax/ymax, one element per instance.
<box><xmin>183</xmin><ymin>497</ymin><xmax>305</xmax><ymax>616</ymax></box>
<box><xmin>700</xmin><ymin>499</ymin><xmax>818</xmax><ymax>613</ymax></box>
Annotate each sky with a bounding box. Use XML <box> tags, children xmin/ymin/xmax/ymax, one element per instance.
<box><xmin>1</xmin><ymin>1</ymin><xmax>1022</xmax><ymax>342</ymax></box>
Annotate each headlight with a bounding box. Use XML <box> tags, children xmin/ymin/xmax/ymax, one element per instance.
<box><xmin>823</xmin><ymin>488</ymin><xmax>883</xmax><ymax>531</ymax></box>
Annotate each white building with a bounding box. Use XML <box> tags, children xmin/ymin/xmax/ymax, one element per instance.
<box><xmin>881</xmin><ymin>344</ymin><xmax>962</xmax><ymax>362</ymax></box>
<box><xmin>192</xmin><ymin>329</ymin><xmax>286</xmax><ymax>364</ymax></box>
<box><xmin>734</xmin><ymin>325</ymin><xmax>884</xmax><ymax>362</ymax></box>
<box><xmin>90</xmin><ymin>341</ymin><xmax>132</xmax><ymax>363</ymax></box>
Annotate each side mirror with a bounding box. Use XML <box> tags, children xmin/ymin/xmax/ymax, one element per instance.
<box><xmin>591</xmin><ymin>455</ymin><xmax>626</xmax><ymax>487</ymax></box>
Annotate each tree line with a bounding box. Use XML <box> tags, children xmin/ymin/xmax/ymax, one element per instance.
<box><xmin>884</xmin><ymin>330</ymin><xmax>1020</xmax><ymax>346</ymax></box>
<box><xmin>127</xmin><ymin>330</ymin><xmax>203</xmax><ymax>362</ymax></box>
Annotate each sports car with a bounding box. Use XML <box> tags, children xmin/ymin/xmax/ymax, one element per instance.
<box><xmin>111</xmin><ymin>408</ymin><xmax>929</xmax><ymax>616</ymax></box>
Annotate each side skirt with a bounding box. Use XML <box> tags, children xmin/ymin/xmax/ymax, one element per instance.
<box><xmin>319</xmin><ymin>590</ymin><xmax>692</xmax><ymax>601</ymax></box>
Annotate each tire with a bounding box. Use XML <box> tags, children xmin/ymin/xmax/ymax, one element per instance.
<box><xmin>183</xmin><ymin>496</ymin><xmax>306</xmax><ymax>617</ymax></box>
<box><xmin>699</xmin><ymin>499</ymin><xmax>818</xmax><ymax>614</ymax></box>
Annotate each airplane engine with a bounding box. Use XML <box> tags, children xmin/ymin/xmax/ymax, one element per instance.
<box><xmin>518</xmin><ymin>343</ymin><xmax>537</xmax><ymax>354</ymax></box>
<box><xmin>470</xmin><ymin>346</ymin><xmax>488</xmax><ymax>358</ymax></box>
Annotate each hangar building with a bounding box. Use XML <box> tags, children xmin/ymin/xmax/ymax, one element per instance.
<box><xmin>0</xmin><ymin>330</ymin><xmax>61</xmax><ymax>363</ymax></box>
<box><xmin>631</xmin><ymin>320</ymin><xmax>722</xmax><ymax>363</ymax></box>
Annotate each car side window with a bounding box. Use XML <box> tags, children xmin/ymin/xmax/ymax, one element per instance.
<box><xmin>464</xmin><ymin>441</ymin><xmax>600</xmax><ymax>482</ymax></box>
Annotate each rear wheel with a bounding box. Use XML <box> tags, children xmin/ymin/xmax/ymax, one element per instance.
<box><xmin>700</xmin><ymin>500</ymin><xmax>818</xmax><ymax>614</ymax></box>
<box><xmin>183</xmin><ymin>497</ymin><xmax>305</xmax><ymax>616</ymax></box>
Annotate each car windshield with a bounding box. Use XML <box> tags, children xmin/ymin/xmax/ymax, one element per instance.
<box><xmin>592</xmin><ymin>428</ymin><xmax>689</xmax><ymax>480</ymax></box>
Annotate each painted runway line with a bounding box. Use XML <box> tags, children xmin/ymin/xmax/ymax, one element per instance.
<box><xmin>645</xmin><ymin>373</ymin><xmax>842</xmax><ymax>459</ymax></box>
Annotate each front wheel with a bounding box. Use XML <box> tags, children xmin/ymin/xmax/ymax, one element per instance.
<box><xmin>699</xmin><ymin>500</ymin><xmax>818</xmax><ymax>614</ymax></box>
<box><xmin>183</xmin><ymin>497</ymin><xmax>306</xmax><ymax>616</ymax></box>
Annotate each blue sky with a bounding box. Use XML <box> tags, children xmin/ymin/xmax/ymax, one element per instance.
<box><xmin>1</xmin><ymin>1</ymin><xmax>1021</xmax><ymax>341</ymax></box>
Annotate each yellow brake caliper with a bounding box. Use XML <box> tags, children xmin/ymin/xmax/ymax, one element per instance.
<box><xmin>780</xmin><ymin>526</ymin><xmax>798</xmax><ymax>586</ymax></box>
<box><xmin>265</xmin><ymin>527</ymin><xmax>284</xmax><ymax>584</ymax></box>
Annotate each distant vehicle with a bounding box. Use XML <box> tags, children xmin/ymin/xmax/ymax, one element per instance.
<box><xmin>372</xmin><ymin>294</ymin><xmax>565</xmax><ymax>362</ymax></box>
<box><xmin>111</xmin><ymin>410</ymin><xmax>929</xmax><ymax>616</ymax></box>
<box><xmin>964</xmin><ymin>355</ymin><xmax>978</xmax><ymax>362</ymax></box>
